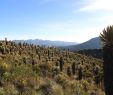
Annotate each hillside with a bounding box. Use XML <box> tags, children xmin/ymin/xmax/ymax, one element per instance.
<box><xmin>77</xmin><ymin>49</ymin><xmax>103</xmax><ymax>59</ymax></box>
<box><xmin>0</xmin><ymin>40</ymin><xmax>104</xmax><ymax>95</ymax></box>
<box><xmin>14</xmin><ymin>39</ymin><xmax>77</xmax><ymax>47</ymax></box>
<box><xmin>60</xmin><ymin>37</ymin><xmax>101</xmax><ymax>51</ymax></box>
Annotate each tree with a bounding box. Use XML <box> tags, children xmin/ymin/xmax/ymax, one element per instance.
<box><xmin>100</xmin><ymin>25</ymin><xmax>113</xmax><ymax>95</ymax></box>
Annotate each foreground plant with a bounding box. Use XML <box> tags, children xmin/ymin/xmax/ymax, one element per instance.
<box><xmin>100</xmin><ymin>25</ymin><xmax>113</xmax><ymax>95</ymax></box>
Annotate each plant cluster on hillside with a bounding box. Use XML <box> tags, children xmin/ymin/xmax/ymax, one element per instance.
<box><xmin>0</xmin><ymin>40</ymin><xmax>105</xmax><ymax>95</ymax></box>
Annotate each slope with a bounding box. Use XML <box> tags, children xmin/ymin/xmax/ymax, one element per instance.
<box><xmin>61</xmin><ymin>37</ymin><xmax>101</xmax><ymax>51</ymax></box>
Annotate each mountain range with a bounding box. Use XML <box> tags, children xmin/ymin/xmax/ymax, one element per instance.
<box><xmin>13</xmin><ymin>39</ymin><xmax>77</xmax><ymax>47</ymax></box>
<box><xmin>14</xmin><ymin>37</ymin><xmax>101</xmax><ymax>51</ymax></box>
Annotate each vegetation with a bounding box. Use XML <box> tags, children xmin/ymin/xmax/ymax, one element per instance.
<box><xmin>77</xmin><ymin>49</ymin><xmax>103</xmax><ymax>59</ymax></box>
<box><xmin>100</xmin><ymin>25</ymin><xmax>113</xmax><ymax>95</ymax></box>
<box><xmin>0</xmin><ymin>40</ymin><xmax>104</xmax><ymax>95</ymax></box>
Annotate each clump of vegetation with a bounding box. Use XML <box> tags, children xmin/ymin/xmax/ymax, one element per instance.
<box><xmin>0</xmin><ymin>40</ymin><xmax>105</xmax><ymax>95</ymax></box>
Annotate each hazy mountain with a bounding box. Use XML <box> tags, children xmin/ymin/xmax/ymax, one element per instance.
<box><xmin>60</xmin><ymin>37</ymin><xmax>102</xmax><ymax>51</ymax></box>
<box><xmin>13</xmin><ymin>39</ymin><xmax>77</xmax><ymax>47</ymax></box>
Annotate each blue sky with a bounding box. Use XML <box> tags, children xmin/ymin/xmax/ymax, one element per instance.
<box><xmin>0</xmin><ymin>0</ymin><xmax>113</xmax><ymax>43</ymax></box>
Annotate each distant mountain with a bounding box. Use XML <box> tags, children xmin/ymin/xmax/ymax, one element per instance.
<box><xmin>13</xmin><ymin>39</ymin><xmax>77</xmax><ymax>47</ymax></box>
<box><xmin>60</xmin><ymin>37</ymin><xmax>102</xmax><ymax>51</ymax></box>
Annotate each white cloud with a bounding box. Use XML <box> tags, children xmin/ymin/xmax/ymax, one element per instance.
<box><xmin>79</xmin><ymin>0</ymin><xmax>113</xmax><ymax>12</ymax></box>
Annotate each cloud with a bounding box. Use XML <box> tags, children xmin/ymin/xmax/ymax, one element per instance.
<box><xmin>78</xmin><ymin>0</ymin><xmax>113</xmax><ymax>12</ymax></box>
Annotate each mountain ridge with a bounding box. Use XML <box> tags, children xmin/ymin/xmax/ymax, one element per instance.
<box><xmin>59</xmin><ymin>37</ymin><xmax>102</xmax><ymax>51</ymax></box>
<box><xmin>13</xmin><ymin>39</ymin><xmax>78</xmax><ymax>47</ymax></box>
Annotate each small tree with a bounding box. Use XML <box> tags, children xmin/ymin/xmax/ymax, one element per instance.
<box><xmin>72</xmin><ymin>62</ymin><xmax>76</xmax><ymax>75</ymax></box>
<box><xmin>59</xmin><ymin>57</ymin><xmax>64</xmax><ymax>71</ymax></box>
<box><xmin>78</xmin><ymin>67</ymin><xmax>83</xmax><ymax>80</ymax></box>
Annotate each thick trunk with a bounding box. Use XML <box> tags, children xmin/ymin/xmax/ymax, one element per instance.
<box><xmin>103</xmin><ymin>46</ymin><xmax>113</xmax><ymax>95</ymax></box>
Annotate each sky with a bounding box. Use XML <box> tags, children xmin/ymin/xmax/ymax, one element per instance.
<box><xmin>0</xmin><ymin>0</ymin><xmax>113</xmax><ymax>43</ymax></box>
